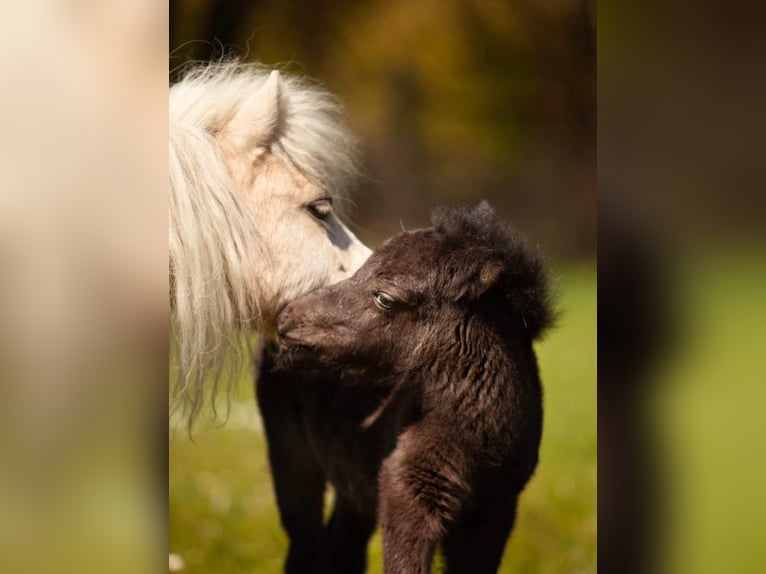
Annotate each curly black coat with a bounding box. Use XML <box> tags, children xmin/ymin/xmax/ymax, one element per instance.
<box><xmin>257</xmin><ymin>201</ymin><xmax>555</xmax><ymax>574</ymax></box>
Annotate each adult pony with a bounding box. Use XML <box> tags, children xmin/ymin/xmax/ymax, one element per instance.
<box><xmin>169</xmin><ymin>62</ymin><xmax>370</xmax><ymax>423</ymax></box>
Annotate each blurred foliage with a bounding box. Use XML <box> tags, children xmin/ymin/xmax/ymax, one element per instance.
<box><xmin>170</xmin><ymin>0</ymin><xmax>595</xmax><ymax>257</ymax></box>
<box><xmin>169</xmin><ymin>264</ymin><xmax>597</xmax><ymax>573</ymax></box>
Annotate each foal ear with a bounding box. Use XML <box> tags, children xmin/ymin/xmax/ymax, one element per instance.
<box><xmin>452</xmin><ymin>252</ymin><xmax>505</xmax><ymax>301</ymax></box>
<box><xmin>473</xmin><ymin>200</ymin><xmax>495</xmax><ymax>220</ymax></box>
<box><xmin>220</xmin><ymin>70</ymin><xmax>283</xmax><ymax>152</ymax></box>
<box><xmin>478</xmin><ymin>258</ymin><xmax>503</xmax><ymax>292</ymax></box>
<box><xmin>469</xmin><ymin>257</ymin><xmax>504</xmax><ymax>299</ymax></box>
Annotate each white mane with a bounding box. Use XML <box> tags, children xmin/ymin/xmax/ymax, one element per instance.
<box><xmin>169</xmin><ymin>62</ymin><xmax>360</xmax><ymax>424</ymax></box>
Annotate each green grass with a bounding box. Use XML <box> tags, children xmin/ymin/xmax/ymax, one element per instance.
<box><xmin>170</xmin><ymin>263</ymin><xmax>597</xmax><ymax>573</ymax></box>
<box><xmin>649</xmin><ymin>252</ymin><xmax>766</xmax><ymax>574</ymax></box>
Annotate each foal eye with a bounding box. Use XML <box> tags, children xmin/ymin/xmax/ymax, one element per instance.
<box><xmin>372</xmin><ymin>291</ymin><xmax>396</xmax><ymax>310</ymax></box>
<box><xmin>306</xmin><ymin>198</ymin><xmax>333</xmax><ymax>221</ymax></box>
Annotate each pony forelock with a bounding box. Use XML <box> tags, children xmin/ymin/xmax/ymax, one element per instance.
<box><xmin>169</xmin><ymin>62</ymin><xmax>360</xmax><ymax>428</ymax></box>
<box><xmin>170</xmin><ymin>61</ymin><xmax>360</xmax><ymax>204</ymax></box>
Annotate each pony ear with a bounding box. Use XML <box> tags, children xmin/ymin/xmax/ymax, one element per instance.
<box><xmin>220</xmin><ymin>70</ymin><xmax>282</xmax><ymax>152</ymax></box>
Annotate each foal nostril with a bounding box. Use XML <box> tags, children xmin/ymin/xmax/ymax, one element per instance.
<box><xmin>276</xmin><ymin>304</ymin><xmax>296</xmax><ymax>338</ymax></box>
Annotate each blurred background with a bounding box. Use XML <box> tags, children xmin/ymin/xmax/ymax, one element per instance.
<box><xmin>170</xmin><ymin>1</ymin><xmax>596</xmax><ymax>573</ymax></box>
<box><xmin>3</xmin><ymin>1</ymin><xmax>765</xmax><ymax>574</ymax></box>
<box><xmin>0</xmin><ymin>1</ymin><xmax>167</xmax><ymax>573</ymax></box>
<box><xmin>170</xmin><ymin>0</ymin><xmax>596</xmax><ymax>257</ymax></box>
<box><xmin>599</xmin><ymin>1</ymin><xmax>766</xmax><ymax>573</ymax></box>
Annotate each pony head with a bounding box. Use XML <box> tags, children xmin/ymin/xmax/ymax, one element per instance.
<box><xmin>170</xmin><ymin>63</ymin><xmax>370</xmax><ymax>423</ymax></box>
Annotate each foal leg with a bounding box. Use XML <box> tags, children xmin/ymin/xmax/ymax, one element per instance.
<box><xmin>314</xmin><ymin>495</ymin><xmax>376</xmax><ymax>574</ymax></box>
<box><xmin>442</xmin><ymin>496</ymin><xmax>519</xmax><ymax>574</ymax></box>
<box><xmin>378</xmin><ymin>435</ymin><xmax>468</xmax><ymax>574</ymax></box>
<box><xmin>256</xmin><ymin>350</ymin><xmax>325</xmax><ymax>574</ymax></box>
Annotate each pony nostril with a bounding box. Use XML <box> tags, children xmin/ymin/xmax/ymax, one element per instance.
<box><xmin>338</xmin><ymin>263</ymin><xmax>347</xmax><ymax>273</ymax></box>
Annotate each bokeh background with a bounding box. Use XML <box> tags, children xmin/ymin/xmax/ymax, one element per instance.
<box><xmin>170</xmin><ymin>0</ymin><xmax>596</xmax><ymax>257</ymax></box>
<box><xmin>0</xmin><ymin>2</ymin><xmax>167</xmax><ymax>573</ymax></box>
<box><xmin>599</xmin><ymin>2</ymin><xmax>766</xmax><ymax>573</ymax></box>
<box><xmin>170</xmin><ymin>1</ymin><xmax>596</xmax><ymax>573</ymax></box>
<box><xmin>3</xmin><ymin>2</ymin><xmax>766</xmax><ymax>574</ymax></box>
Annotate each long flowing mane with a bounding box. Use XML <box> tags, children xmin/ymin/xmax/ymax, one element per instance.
<box><xmin>169</xmin><ymin>62</ymin><xmax>359</xmax><ymax>424</ymax></box>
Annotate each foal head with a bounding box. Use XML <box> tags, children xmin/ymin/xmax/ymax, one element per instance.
<box><xmin>277</xmin><ymin>202</ymin><xmax>554</xmax><ymax>372</ymax></box>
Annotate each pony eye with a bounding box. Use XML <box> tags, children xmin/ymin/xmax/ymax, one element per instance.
<box><xmin>306</xmin><ymin>198</ymin><xmax>333</xmax><ymax>221</ymax></box>
<box><xmin>373</xmin><ymin>291</ymin><xmax>396</xmax><ymax>310</ymax></box>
